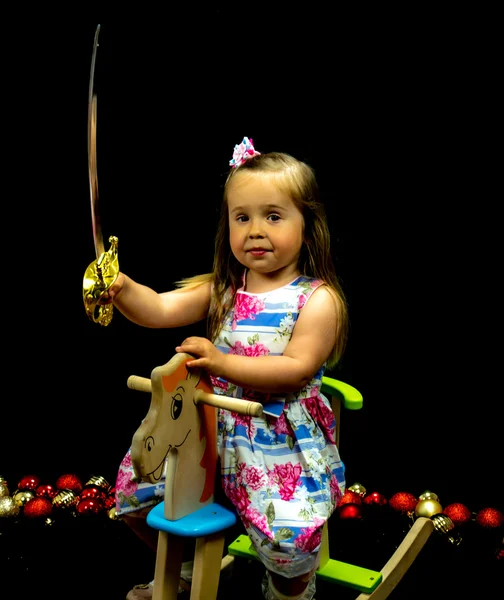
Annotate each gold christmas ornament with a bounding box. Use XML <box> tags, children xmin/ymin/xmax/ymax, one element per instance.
<box><xmin>107</xmin><ymin>506</ymin><xmax>118</xmax><ymax>520</ymax></box>
<box><xmin>0</xmin><ymin>483</ymin><xmax>9</xmax><ymax>498</ymax></box>
<box><xmin>431</xmin><ymin>513</ymin><xmax>462</xmax><ymax>546</ymax></box>
<box><xmin>419</xmin><ymin>490</ymin><xmax>439</xmax><ymax>502</ymax></box>
<box><xmin>13</xmin><ymin>490</ymin><xmax>35</xmax><ymax>507</ymax></box>
<box><xmin>0</xmin><ymin>496</ymin><xmax>20</xmax><ymax>518</ymax></box>
<box><xmin>415</xmin><ymin>499</ymin><xmax>443</xmax><ymax>518</ymax></box>
<box><xmin>347</xmin><ymin>482</ymin><xmax>367</xmax><ymax>498</ymax></box>
<box><xmin>86</xmin><ymin>475</ymin><xmax>111</xmax><ymax>491</ymax></box>
<box><xmin>52</xmin><ymin>489</ymin><xmax>78</xmax><ymax>510</ymax></box>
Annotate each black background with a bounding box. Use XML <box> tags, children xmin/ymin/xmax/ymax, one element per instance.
<box><xmin>1</xmin><ymin>15</ymin><xmax>501</xmax><ymax>598</ymax></box>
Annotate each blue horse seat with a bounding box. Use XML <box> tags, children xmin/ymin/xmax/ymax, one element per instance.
<box><xmin>147</xmin><ymin>501</ymin><xmax>237</xmax><ymax>538</ymax></box>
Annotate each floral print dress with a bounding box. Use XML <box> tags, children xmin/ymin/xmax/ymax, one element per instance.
<box><xmin>213</xmin><ymin>274</ymin><xmax>345</xmax><ymax>578</ymax></box>
<box><xmin>114</xmin><ymin>273</ymin><xmax>345</xmax><ymax>580</ymax></box>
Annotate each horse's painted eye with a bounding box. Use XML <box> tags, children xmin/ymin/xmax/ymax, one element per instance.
<box><xmin>171</xmin><ymin>393</ymin><xmax>183</xmax><ymax>420</ymax></box>
<box><xmin>145</xmin><ymin>436</ymin><xmax>154</xmax><ymax>452</ymax></box>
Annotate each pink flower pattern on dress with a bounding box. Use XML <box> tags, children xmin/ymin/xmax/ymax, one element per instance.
<box><xmin>273</xmin><ymin>411</ymin><xmax>293</xmax><ymax>436</ymax></box>
<box><xmin>245</xmin><ymin>507</ymin><xmax>271</xmax><ymax>535</ymax></box>
<box><xmin>245</xmin><ymin>342</ymin><xmax>269</xmax><ymax>357</ymax></box>
<box><xmin>234</xmin><ymin>414</ymin><xmax>256</xmax><ymax>439</ymax></box>
<box><xmin>228</xmin><ymin>340</ymin><xmax>247</xmax><ymax>356</ymax></box>
<box><xmin>302</xmin><ymin>396</ymin><xmax>336</xmax><ymax>444</ymax></box>
<box><xmin>223</xmin><ymin>481</ymin><xmax>251</xmax><ymax>515</ymax></box>
<box><xmin>294</xmin><ymin>517</ymin><xmax>325</xmax><ymax>553</ymax></box>
<box><xmin>236</xmin><ymin>462</ymin><xmax>266</xmax><ymax>491</ymax></box>
<box><xmin>232</xmin><ymin>295</ymin><xmax>265</xmax><ymax>330</ymax></box>
<box><xmin>243</xmin><ymin>466</ymin><xmax>267</xmax><ymax>491</ymax></box>
<box><xmin>116</xmin><ymin>452</ymin><xmax>138</xmax><ymax>497</ymax></box>
<box><xmin>297</xmin><ymin>293</ymin><xmax>308</xmax><ymax>310</ymax></box>
<box><xmin>211</xmin><ymin>376</ymin><xmax>229</xmax><ymax>394</ymax></box>
<box><xmin>330</xmin><ymin>473</ymin><xmax>343</xmax><ymax>504</ymax></box>
<box><xmin>297</xmin><ymin>280</ymin><xmax>322</xmax><ymax>310</ymax></box>
<box><xmin>229</xmin><ymin>340</ymin><xmax>269</xmax><ymax>358</ymax></box>
<box><xmin>271</xmin><ymin>462</ymin><xmax>303</xmax><ymax>501</ymax></box>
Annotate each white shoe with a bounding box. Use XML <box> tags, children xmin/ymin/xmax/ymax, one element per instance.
<box><xmin>126</xmin><ymin>575</ymin><xmax>190</xmax><ymax>599</ymax></box>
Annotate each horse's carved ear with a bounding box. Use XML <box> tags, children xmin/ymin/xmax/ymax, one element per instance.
<box><xmin>186</xmin><ymin>365</ymin><xmax>202</xmax><ymax>387</ymax></box>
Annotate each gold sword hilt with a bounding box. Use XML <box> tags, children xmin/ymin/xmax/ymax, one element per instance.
<box><xmin>83</xmin><ymin>235</ymin><xmax>119</xmax><ymax>326</ymax></box>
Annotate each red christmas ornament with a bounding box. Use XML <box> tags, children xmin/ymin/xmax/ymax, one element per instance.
<box><xmin>364</xmin><ymin>492</ymin><xmax>388</xmax><ymax>507</ymax></box>
<box><xmin>103</xmin><ymin>489</ymin><xmax>116</xmax><ymax>511</ymax></box>
<box><xmin>475</xmin><ymin>507</ymin><xmax>504</xmax><ymax>529</ymax></box>
<box><xmin>17</xmin><ymin>474</ymin><xmax>41</xmax><ymax>491</ymax></box>
<box><xmin>24</xmin><ymin>496</ymin><xmax>53</xmax><ymax>519</ymax></box>
<box><xmin>389</xmin><ymin>492</ymin><xmax>418</xmax><ymax>514</ymax></box>
<box><xmin>339</xmin><ymin>490</ymin><xmax>363</xmax><ymax>506</ymax></box>
<box><xmin>36</xmin><ymin>484</ymin><xmax>58</xmax><ymax>500</ymax></box>
<box><xmin>80</xmin><ymin>486</ymin><xmax>105</xmax><ymax>502</ymax></box>
<box><xmin>76</xmin><ymin>498</ymin><xmax>103</xmax><ymax>516</ymax></box>
<box><xmin>56</xmin><ymin>474</ymin><xmax>83</xmax><ymax>495</ymax></box>
<box><xmin>443</xmin><ymin>502</ymin><xmax>472</xmax><ymax>527</ymax></box>
<box><xmin>338</xmin><ymin>503</ymin><xmax>363</xmax><ymax>519</ymax></box>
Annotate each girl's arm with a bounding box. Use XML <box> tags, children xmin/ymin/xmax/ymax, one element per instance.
<box><xmin>178</xmin><ymin>286</ymin><xmax>339</xmax><ymax>393</ymax></box>
<box><xmin>109</xmin><ymin>273</ymin><xmax>212</xmax><ymax>328</ymax></box>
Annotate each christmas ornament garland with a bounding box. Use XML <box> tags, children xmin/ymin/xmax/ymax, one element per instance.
<box><xmin>336</xmin><ymin>483</ymin><xmax>503</xmax><ymax>562</ymax></box>
<box><xmin>0</xmin><ymin>473</ymin><xmax>118</xmax><ymax>524</ymax></box>
<box><xmin>1</xmin><ymin>474</ymin><xmax>502</xmax><ymax>562</ymax></box>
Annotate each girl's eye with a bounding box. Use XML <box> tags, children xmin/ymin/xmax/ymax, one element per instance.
<box><xmin>268</xmin><ymin>214</ymin><xmax>281</xmax><ymax>222</ymax></box>
<box><xmin>236</xmin><ymin>215</ymin><xmax>249</xmax><ymax>222</ymax></box>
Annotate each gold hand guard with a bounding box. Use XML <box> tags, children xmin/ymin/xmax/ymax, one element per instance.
<box><xmin>83</xmin><ymin>235</ymin><xmax>119</xmax><ymax>326</ymax></box>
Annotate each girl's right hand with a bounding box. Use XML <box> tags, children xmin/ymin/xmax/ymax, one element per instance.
<box><xmin>98</xmin><ymin>272</ymin><xmax>125</xmax><ymax>304</ymax></box>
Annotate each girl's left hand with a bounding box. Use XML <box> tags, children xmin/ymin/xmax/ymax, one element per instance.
<box><xmin>175</xmin><ymin>337</ymin><xmax>225</xmax><ymax>376</ymax></box>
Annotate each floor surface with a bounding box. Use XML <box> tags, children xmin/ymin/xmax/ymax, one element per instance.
<box><xmin>1</xmin><ymin>509</ymin><xmax>500</xmax><ymax>599</ymax></box>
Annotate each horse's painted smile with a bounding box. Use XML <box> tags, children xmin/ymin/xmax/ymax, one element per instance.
<box><xmin>146</xmin><ymin>429</ymin><xmax>192</xmax><ymax>480</ymax></box>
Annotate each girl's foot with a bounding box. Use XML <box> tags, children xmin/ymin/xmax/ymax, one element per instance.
<box><xmin>261</xmin><ymin>571</ymin><xmax>316</xmax><ymax>600</ymax></box>
<box><xmin>126</xmin><ymin>561</ymin><xmax>193</xmax><ymax>599</ymax></box>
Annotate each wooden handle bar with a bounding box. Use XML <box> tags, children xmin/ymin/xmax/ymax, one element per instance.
<box><xmin>127</xmin><ymin>375</ymin><xmax>263</xmax><ymax>418</ymax></box>
<box><xmin>194</xmin><ymin>389</ymin><xmax>263</xmax><ymax>417</ymax></box>
<box><xmin>127</xmin><ymin>375</ymin><xmax>152</xmax><ymax>393</ymax></box>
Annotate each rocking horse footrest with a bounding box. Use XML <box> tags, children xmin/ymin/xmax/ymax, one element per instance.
<box><xmin>147</xmin><ymin>502</ymin><xmax>237</xmax><ymax>537</ymax></box>
<box><xmin>227</xmin><ymin>534</ymin><xmax>382</xmax><ymax>594</ymax></box>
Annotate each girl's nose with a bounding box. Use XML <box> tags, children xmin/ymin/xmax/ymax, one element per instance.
<box><xmin>248</xmin><ymin>220</ymin><xmax>265</xmax><ymax>238</ymax></box>
<box><xmin>248</xmin><ymin>229</ymin><xmax>265</xmax><ymax>239</ymax></box>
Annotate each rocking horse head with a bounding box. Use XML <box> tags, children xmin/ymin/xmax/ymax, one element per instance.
<box><xmin>131</xmin><ymin>352</ymin><xmax>217</xmax><ymax>520</ymax></box>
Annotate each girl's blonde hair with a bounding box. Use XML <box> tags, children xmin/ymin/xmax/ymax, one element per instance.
<box><xmin>177</xmin><ymin>152</ymin><xmax>348</xmax><ymax>368</ymax></box>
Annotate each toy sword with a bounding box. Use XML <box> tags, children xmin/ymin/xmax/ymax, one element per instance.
<box><xmin>82</xmin><ymin>24</ymin><xmax>119</xmax><ymax>326</ymax></box>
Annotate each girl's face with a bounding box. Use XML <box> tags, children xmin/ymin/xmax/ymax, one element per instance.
<box><xmin>227</xmin><ymin>173</ymin><xmax>304</xmax><ymax>280</ymax></box>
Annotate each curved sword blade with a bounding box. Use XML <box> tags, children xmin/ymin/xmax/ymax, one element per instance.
<box><xmin>88</xmin><ymin>24</ymin><xmax>104</xmax><ymax>258</ymax></box>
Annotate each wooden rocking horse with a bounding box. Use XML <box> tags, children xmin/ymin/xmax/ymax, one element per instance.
<box><xmin>128</xmin><ymin>352</ymin><xmax>262</xmax><ymax>600</ymax></box>
<box><xmin>128</xmin><ymin>353</ymin><xmax>435</xmax><ymax>600</ymax></box>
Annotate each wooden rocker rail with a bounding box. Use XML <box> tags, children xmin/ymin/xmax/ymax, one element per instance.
<box><xmin>226</xmin><ymin>516</ymin><xmax>434</xmax><ymax>598</ymax></box>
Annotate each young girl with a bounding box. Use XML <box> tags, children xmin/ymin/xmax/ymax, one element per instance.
<box><xmin>111</xmin><ymin>137</ymin><xmax>349</xmax><ymax>600</ymax></box>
